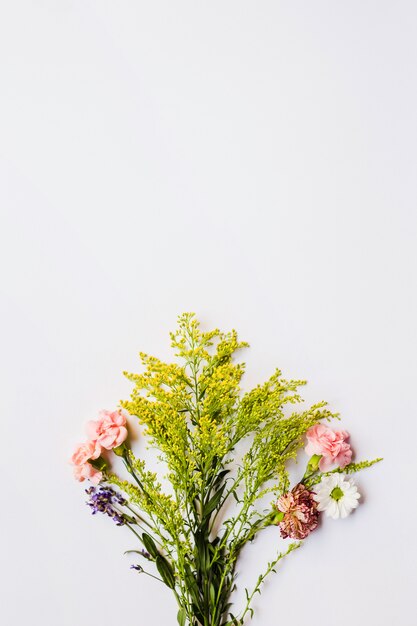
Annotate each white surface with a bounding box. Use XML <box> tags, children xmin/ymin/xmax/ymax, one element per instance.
<box><xmin>1</xmin><ymin>2</ymin><xmax>416</xmax><ymax>625</ymax></box>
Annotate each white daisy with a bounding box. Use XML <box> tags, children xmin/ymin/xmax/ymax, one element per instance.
<box><xmin>314</xmin><ymin>473</ymin><xmax>360</xmax><ymax>519</ymax></box>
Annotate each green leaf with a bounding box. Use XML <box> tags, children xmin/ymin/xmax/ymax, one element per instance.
<box><xmin>156</xmin><ymin>555</ymin><xmax>175</xmax><ymax>589</ymax></box>
<box><xmin>184</xmin><ymin>565</ymin><xmax>200</xmax><ymax>601</ymax></box>
<box><xmin>141</xmin><ymin>533</ymin><xmax>159</xmax><ymax>559</ymax></box>
<box><xmin>203</xmin><ymin>483</ymin><xmax>226</xmax><ymax>519</ymax></box>
<box><xmin>209</xmin><ymin>582</ymin><xmax>216</xmax><ymax>605</ymax></box>
<box><xmin>177</xmin><ymin>607</ymin><xmax>187</xmax><ymax>626</ymax></box>
<box><xmin>191</xmin><ymin>603</ymin><xmax>205</xmax><ymax>625</ymax></box>
<box><xmin>194</xmin><ymin>530</ymin><xmax>209</xmax><ymax>574</ymax></box>
<box><xmin>214</xmin><ymin>469</ymin><xmax>230</xmax><ymax>487</ymax></box>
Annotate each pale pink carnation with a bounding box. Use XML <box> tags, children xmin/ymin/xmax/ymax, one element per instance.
<box><xmin>86</xmin><ymin>409</ymin><xmax>128</xmax><ymax>450</ymax></box>
<box><xmin>305</xmin><ymin>423</ymin><xmax>352</xmax><ymax>471</ymax></box>
<box><xmin>71</xmin><ymin>440</ymin><xmax>101</xmax><ymax>466</ymax></box>
<box><xmin>70</xmin><ymin>441</ymin><xmax>103</xmax><ymax>484</ymax></box>
<box><xmin>73</xmin><ymin>462</ymin><xmax>102</xmax><ymax>485</ymax></box>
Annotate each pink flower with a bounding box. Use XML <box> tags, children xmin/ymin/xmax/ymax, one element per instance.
<box><xmin>305</xmin><ymin>423</ymin><xmax>352</xmax><ymax>471</ymax></box>
<box><xmin>73</xmin><ymin>463</ymin><xmax>102</xmax><ymax>485</ymax></box>
<box><xmin>71</xmin><ymin>440</ymin><xmax>101</xmax><ymax>466</ymax></box>
<box><xmin>70</xmin><ymin>441</ymin><xmax>103</xmax><ymax>484</ymax></box>
<box><xmin>86</xmin><ymin>409</ymin><xmax>128</xmax><ymax>450</ymax></box>
<box><xmin>276</xmin><ymin>484</ymin><xmax>319</xmax><ymax>540</ymax></box>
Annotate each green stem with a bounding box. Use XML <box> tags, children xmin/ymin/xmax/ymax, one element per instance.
<box><xmin>125</xmin><ymin>502</ymin><xmax>154</xmax><ymax>529</ymax></box>
<box><xmin>132</xmin><ymin>566</ymin><xmax>164</xmax><ymax>584</ymax></box>
<box><xmin>125</xmin><ymin>522</ymin><xmax>144</xmax><ymax>544</ymax></box>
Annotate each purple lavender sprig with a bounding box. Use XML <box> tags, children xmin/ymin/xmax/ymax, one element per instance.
<box><xmin>85</xmin><ymin>486</ymin><xmax>129</xmax><ymax>526</ymax></box>
<box><xmin>131</xmin><ymin>564</ymin><xmax>144</xmax><ymax>572</ymax></box>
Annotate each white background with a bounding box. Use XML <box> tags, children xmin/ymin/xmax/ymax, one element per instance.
<box><xmin>1</xmin><ymin>2</ymin><xmax>416</xmax><ymax>625</ymax></box>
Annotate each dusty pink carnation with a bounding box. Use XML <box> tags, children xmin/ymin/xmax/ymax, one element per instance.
<box><xmin>86</xmin><ymin>409</ymin><xmax>128</xmax><ymax>450</ymax></box>
<box><xmin>276</xmin><ymin>484</ymin><xmax>319</xmax><ymax>540</ymax></box>
<box><xmin>305</xmin><ymin>423</ymin><xmax>352</xmax><ymax>471</ymax></box>
<box><xmin>73</xmin><ymin>462</ymin><xmax>102</xmax><ymax>485</ymax></box>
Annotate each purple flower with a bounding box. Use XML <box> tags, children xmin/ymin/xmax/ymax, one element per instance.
<box><xmin>85</xmin><ymin>486</ymin><xmax>128</xmax><ymax>525</ymax></box>
<box><xmin>130</xmin><ymin>564</ymin><xmax>144</xmax><ymax>572</ymax></box>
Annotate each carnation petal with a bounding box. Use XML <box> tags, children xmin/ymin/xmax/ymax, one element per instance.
<box><xmin>115</xmin><ymin>426</ymin><xmax>128</xmax><ymax>446</ymax></box>
<box><xmin>86</xmin><ymin>420</ymin><xmax>101</xmax><ymax>440</ymax></box>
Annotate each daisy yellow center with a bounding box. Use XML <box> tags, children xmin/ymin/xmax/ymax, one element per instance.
<box><xmin>330</xmin><ymin>486</ymin><xmax>344</xmax><ymax>501</ymax></box>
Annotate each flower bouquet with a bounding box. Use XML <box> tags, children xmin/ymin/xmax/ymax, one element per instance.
<box><xmin>71</xmin><ymin>314</ymin><xmax>380</xmax><ymax>626</ymax></box>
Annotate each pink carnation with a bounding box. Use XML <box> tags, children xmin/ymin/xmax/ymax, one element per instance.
<box><xmin>276</xmin><ymin>484</ymin><xmax>319</xmax><ymax>540</ymax></box>
<box><xmin>73</xmin><ymin>462</ymin><xmax>102</xmax><ymax>485</ymax></box>
<box><xmin>86</xmin><ymin>409</ymin><xmax>128</xmax><ymax>450</ymax></box>
<box><xmin>305</xmin><ymin>423</ymin><xmax>352</xmax><ymax>471</ymax></box>
<box><xmin>70</xmin><ymin>441</ymin><xmax>102</xmax><ymax>484</ymax></box>
<box><xmin>71</xmin><ymin>440</ymin><xmax>101</xmax><ymax>466</ymax></box>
